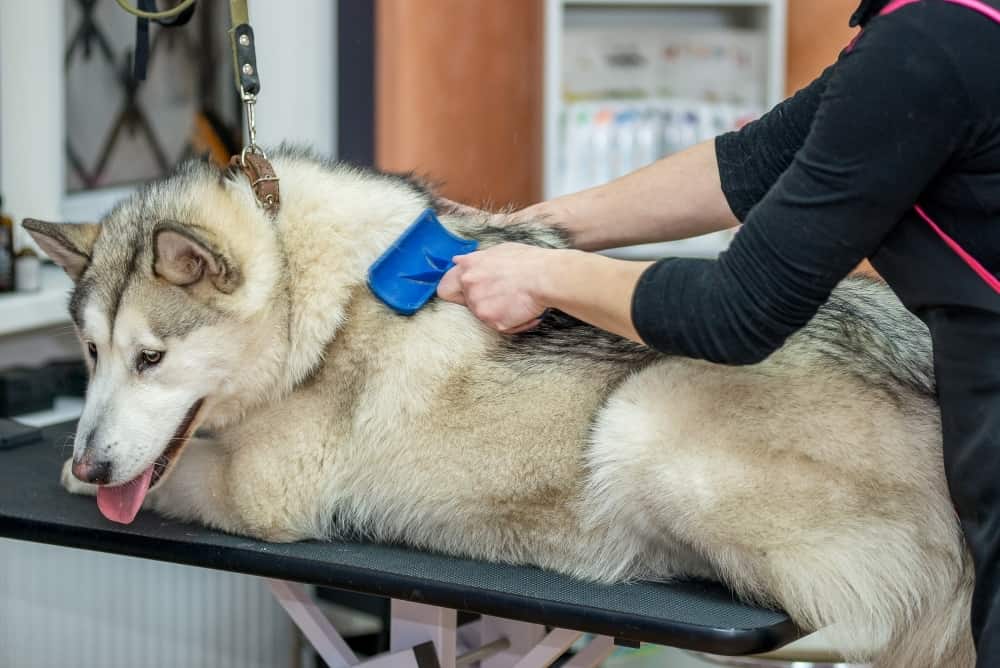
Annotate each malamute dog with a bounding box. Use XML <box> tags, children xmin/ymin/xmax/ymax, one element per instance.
<box><xmin>25</xmin><ymin>147</ymin><xmax>973</xmax><ymax>667</ymax></box>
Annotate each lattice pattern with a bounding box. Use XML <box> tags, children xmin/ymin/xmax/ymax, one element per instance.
<box><xmin>64</xmin><ymin>0</ymin><xmax>240</xmax><ymax>192</ymax></box>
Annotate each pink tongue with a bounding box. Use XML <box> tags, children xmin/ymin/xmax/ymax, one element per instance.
<box><xmin>96</xmin><ymin>465</ymin><xmax>155</xmax><ymax>524</ymax></box>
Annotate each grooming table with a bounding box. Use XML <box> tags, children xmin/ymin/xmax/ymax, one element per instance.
<box><xmin>0</xmin><ymin>422</ymin><xmax>800</xmax><ymax>667</ymax></box>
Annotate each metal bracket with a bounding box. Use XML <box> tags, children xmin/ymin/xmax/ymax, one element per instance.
<box><xmin>266</xmin><ymin>578</ymin><xmax>617</xmax><ymax>668</ymax></box>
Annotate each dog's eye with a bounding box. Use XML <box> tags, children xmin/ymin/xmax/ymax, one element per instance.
<box><xmin>137</xmin><ymin>349</ymin><xmax>163</xmax><ymax>371</ymax></box>
<box><xmin>86</xmin><ymin>342</ymin><xmax>97</xmax><ymax>360</ymax></box>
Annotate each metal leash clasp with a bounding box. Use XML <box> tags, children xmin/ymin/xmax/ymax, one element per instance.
<box><xmin>235</xmin><ymin>86</ymin><xmax>280</xmax><ymax>214</ymax></box>
<box><xmin>240</xmin><ymin>90</ymin><xmax>267</xmax><ymax>166</ymax></box>
<box><xmin>229</xmin><ymin>5</ymin><xmax>279</xmax><ymax>215</ymax></box>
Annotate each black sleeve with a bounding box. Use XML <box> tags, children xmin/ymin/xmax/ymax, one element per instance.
<box><xmin>630</xmin><ymin>9</ymin><xmax>969</xmax><ymax>364</ymax></box>
<box><xmin>715</xmin><ymin>62</ymin><xmax>835</xmax><ymax>221</ymax></box>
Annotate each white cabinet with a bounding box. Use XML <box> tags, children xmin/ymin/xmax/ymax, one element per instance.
<box><xmin>544</xmin><ymin>0</ymin><xmax>787</xmax><ymax>259</ymax></box>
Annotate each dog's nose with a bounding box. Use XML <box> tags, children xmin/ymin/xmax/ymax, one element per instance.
<box><xmin>71</xmin><ymin>457</ymin><xmax>113</xmax><ymax>485</ymax></box>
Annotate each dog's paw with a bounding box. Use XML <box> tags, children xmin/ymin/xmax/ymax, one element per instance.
<box><xmin>61</xmin><ymin>458</ymin><xmax>98</xmax><ymax>496</ymax></box>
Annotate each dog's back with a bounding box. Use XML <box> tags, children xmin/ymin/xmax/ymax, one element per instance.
<box><xmin>292</xmin><ymin>204</ymin><xmax>971</xmax><ymax>665</ymax></box>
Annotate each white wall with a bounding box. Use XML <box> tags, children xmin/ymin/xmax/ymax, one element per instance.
<box><xmin>0</xmin><ymin>0</ymin><xmax>64</xmax><ymax>228</ymax></box>
<box><xmin>248</xmin><ymin>0</ymin><xmax>338</xmax><ymax>157</ymax></box>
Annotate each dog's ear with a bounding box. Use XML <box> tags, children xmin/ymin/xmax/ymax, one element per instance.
<box><xmin>22</xmin><ymin>219</ymin><xmax>101</xmax><ymax>282</ymax></box>
<box><xmin>153</xmin><ymin>222</ymin><xmax>241</xmax><ymax>294</ymax></box>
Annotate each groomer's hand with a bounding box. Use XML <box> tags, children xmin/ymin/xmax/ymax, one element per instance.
<box><xmin>437</xmin><ymin>243</ymin><xmax>553</xmax><ymax>334</ymax></box>
<box><xmin>439</xmin><ymin>242</ymin><xmax>651</xmax><ymax>344</ymax></box>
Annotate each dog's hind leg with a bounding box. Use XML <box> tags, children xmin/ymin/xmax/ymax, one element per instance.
<box><xmin>586</xmin><ymin>360</ymin><xmax>972</xmax><ymax>667</ymax></box>
<box><xmin>872</xmin><ymin>554</ymin><xmax>976</xmax><ymax>668</ymax></box>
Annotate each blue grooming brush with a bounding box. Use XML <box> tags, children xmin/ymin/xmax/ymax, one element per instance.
<box><xmin>368</xmin><ymin>208</ymin><xmax>479</xmax><ymax>315</ymax></box>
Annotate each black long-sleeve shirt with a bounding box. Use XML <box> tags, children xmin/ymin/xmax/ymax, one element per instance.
<box><xmin>629</xmin><ymin>5</ymin><xmax>1000</xmax><ymax>656</ymax></box>
<box><xmin>630</xmin><ymin>0</ymin><xmax>1000</xmax><ymax>364</ymax></box>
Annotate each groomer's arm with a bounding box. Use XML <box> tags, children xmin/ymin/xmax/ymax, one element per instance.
<box><xmin>528</xmin><ymin>63</ymin><xmax>836</xmax><ymax>251</ymax></box>
<box><xmin>442</xmin><ymin>10</ymin><xmax>965</xmax><ymax>354</ymax></box>
<box><xmin>529</xmin><ymin>141</ymin><xmax>735</xmax><ymax>251</ymax></box>
<box><xmin>439</xmin><ymin>60</ymin><xmax>837</xmax><ymax>336</ymax></box>
<box><xmin>439</xmin><ymin>243</ymin><xmax>650</xmax><ymax>338</ymax></box>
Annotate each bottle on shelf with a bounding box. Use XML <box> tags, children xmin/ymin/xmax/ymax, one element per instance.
<box><xmin>0</xmin><ymin>197</ymin><xmax>14</xmax><ymax>293</ymax></box>
<box><xmin>15</xmin><ymin>247</ymin><xmax>41</xmax><ymax>293</ymax></box>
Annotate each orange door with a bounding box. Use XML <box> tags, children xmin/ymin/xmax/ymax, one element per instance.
<box><xmin>375</xmin><ymin>0</ymin><xmax>544</xmax><ymax>210</ymax></box>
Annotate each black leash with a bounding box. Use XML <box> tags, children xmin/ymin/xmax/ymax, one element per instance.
<box><xmin>131</xmin><ymin>0</ymin><xmax>196</xmax><ymax>81</ymax></box>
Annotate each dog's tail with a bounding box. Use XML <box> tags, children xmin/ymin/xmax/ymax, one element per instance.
<box><xmin>754</xmin><ymin>528</ymin><xmax>975</xmax><ymax>668</ymax></box>
<box><xmin>875</xmin><ymin>550</ymin><xmax>975</xmax><ymax>668</ymax></box>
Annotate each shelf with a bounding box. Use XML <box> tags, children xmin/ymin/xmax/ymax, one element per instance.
<box><xmin>0</xmin><ymin>264</ymin><xmax>73</xmax><ymax>336</ymax></box>
<box><xmin>544</xmin><ymin>0</ymin><xmax>787</xmax><ymax>201</ymax></box>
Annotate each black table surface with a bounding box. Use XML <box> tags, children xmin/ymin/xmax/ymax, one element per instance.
<box><xmin>0</xmin><ymin>421</ymin><xmax>799</xmax><ymax>655</ymax></box>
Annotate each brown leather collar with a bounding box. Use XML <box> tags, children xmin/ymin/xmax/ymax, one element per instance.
<box><xmin>230</xmin><ymin>151</ymin><xmax>280</xmax><ymax>216</ymax></box>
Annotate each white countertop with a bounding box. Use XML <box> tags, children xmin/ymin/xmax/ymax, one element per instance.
<box><xmin>0</xmin><ymin>264</ymin><xmax>72</xmax><ymax>336</ymax></box>
<box><xmin>16</xmin><ymin>396</ymin><xmax>85</xmax><ymax>428</ymax></box>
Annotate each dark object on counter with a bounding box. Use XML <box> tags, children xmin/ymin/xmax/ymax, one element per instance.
<box><xmin>0</xmin><ymin>367</ymin><xmax>53</xmax><ymax>417</ymax></box>
<box><xmin>0</xmin><ymin>359</ymin><xmax>88</xmax><ymax>418</ymax></box>
<box><xmin>44</xmin><ymin>358</ymin><xmax>89</xmax><ymax>398</ymax></box>
<box><xmin>0</xmin><ymin>196</ymin><xmax>14</xmax><ymax>293</ymax></box>
<box><xmin>0</xmin><ymin>418</ymin><xmax>43</xmax><ymax>450</ymax></box>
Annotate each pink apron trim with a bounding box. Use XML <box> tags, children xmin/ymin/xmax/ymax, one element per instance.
<box><xmin>915</xmin><ymin>206</ymin><xmax>1000</xmax><ymax>293</ymax></box>
<box><xmin>880</xmin><ymin>0</ymin><xmax>923</xmax><ymax>13</ymax></box>
<box><xmin>882</xmin><ymin>0</ymin><xmax>1000</xmax><ymax>22</ymax></box>
<box><xmin>846</xmin><ymin>0</ymin><xmax>1000</xmax><ymax>293</ymax></box>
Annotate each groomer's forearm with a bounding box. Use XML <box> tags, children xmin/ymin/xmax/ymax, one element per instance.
<box><xmin>529</xmin><ymin>140</ymin><xmax>739</xmax><ymax>251</ymax></box>
<box><xmin>538</xmin><ymin>250</ymin><xmax>653</xmax><ymax>343</ymax></box>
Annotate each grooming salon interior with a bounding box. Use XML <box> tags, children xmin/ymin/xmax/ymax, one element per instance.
<box><xmin>0</xmin><ymin>1</ymin><xmax>988</xmax><ymax>667</ymax></box>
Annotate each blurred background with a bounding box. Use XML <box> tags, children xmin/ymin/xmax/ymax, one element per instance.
<box><xmin>0</xmin><ymin>2</ymin><xmax>859</xmax><ymax>667</ymax></box>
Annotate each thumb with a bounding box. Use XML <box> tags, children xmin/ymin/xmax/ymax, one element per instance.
<box><xmin>503</xmin><ymin>317</ymin><xmax>543</xmax><ymax>335</ymax></box>
<box><xmin>436</xmin><ymin>266</ymin><xmax>466</xmax><ymax>305</ymax></box>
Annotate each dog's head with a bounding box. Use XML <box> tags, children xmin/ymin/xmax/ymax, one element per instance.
<box><xmin>25</xmin><ymin>161</ymin><xmax>288</xmax><ymax>523</ymax></box>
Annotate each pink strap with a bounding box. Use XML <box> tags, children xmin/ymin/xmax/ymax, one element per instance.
<box><xmin>881</xmin><ymin>0</ymin><xmax>1000</xmax><ymax>21</ymax></box>
<box><xmin>874</xmin><ymin>0</ymin><xmax>1000</xmax><ymax>294</ymax></box>
<box><xmin>880</xmin><ymin>0</ymin><xmax>922</xmax><ymax>13</ymax></box>
<box><xmin>915</xmin><ymin>206</ymin><xmax>1000</xmax><ymax>294</ymax></box>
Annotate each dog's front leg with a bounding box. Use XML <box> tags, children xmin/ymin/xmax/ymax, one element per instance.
<box><xmin>144</xmin><ymin>438</ymin><xmax>248</xmax><ymax>536</ymax></box>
